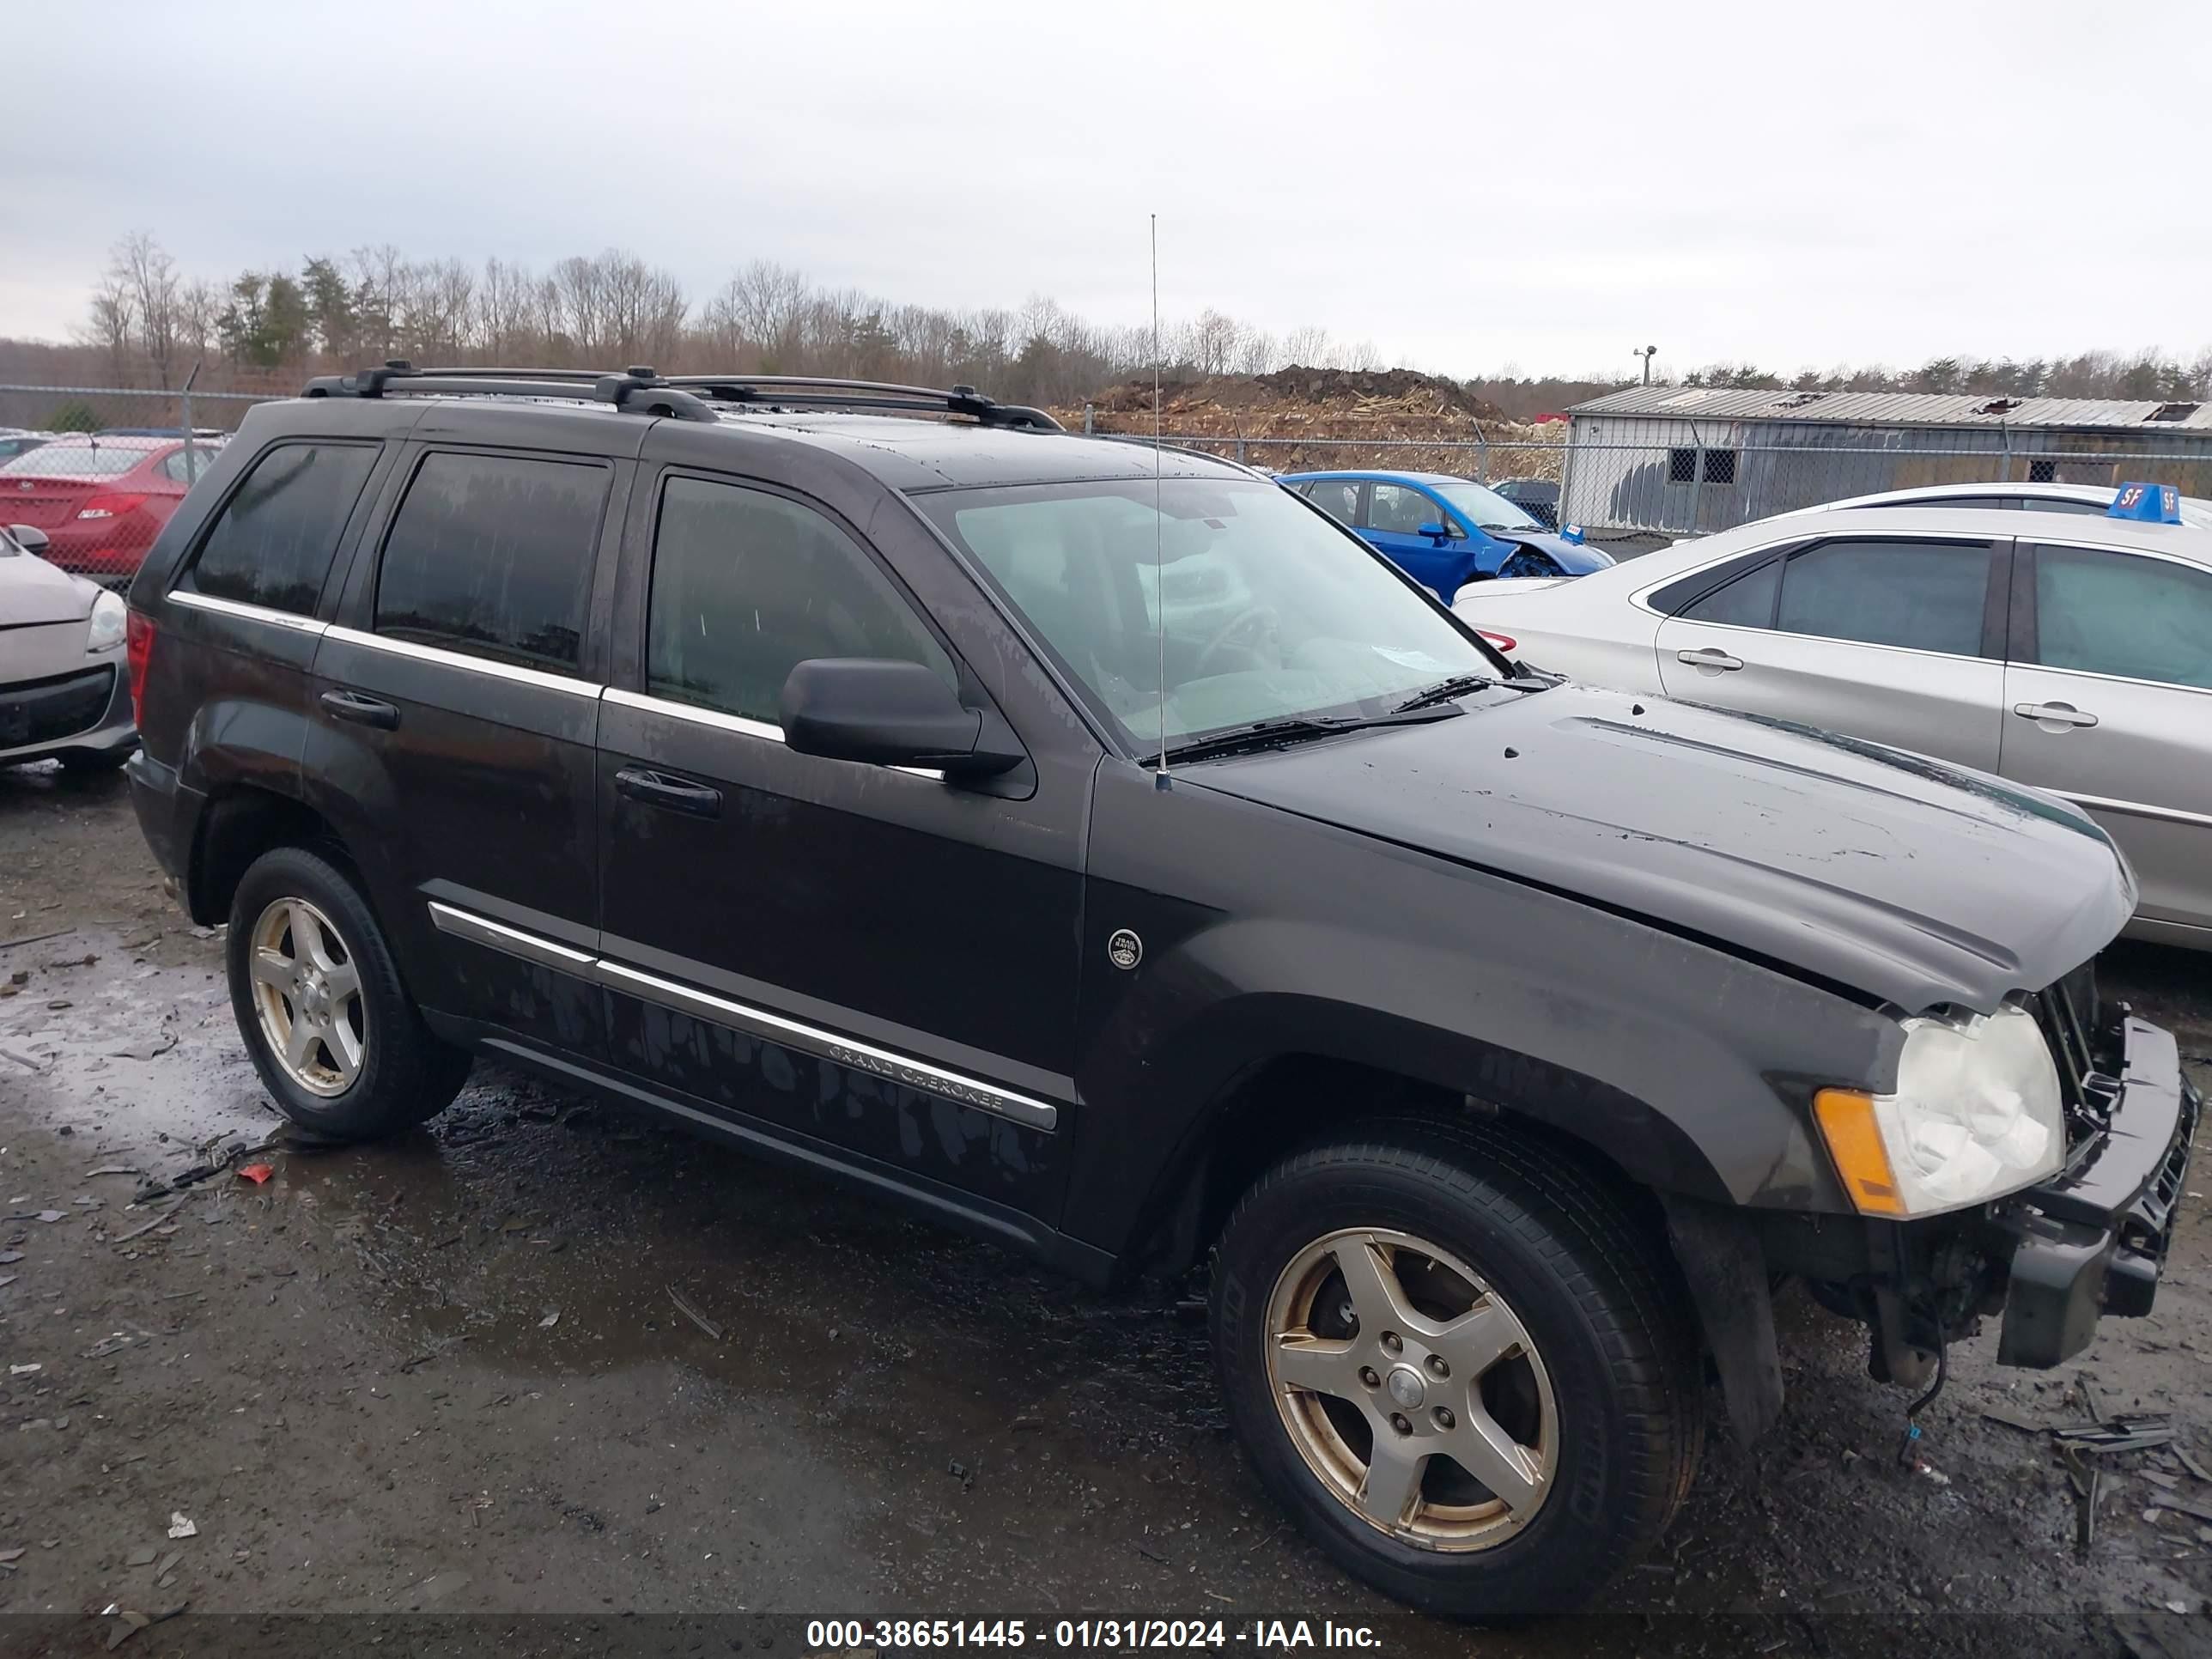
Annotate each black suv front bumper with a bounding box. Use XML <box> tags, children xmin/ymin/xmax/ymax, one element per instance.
<box><xmin>1998</xmin><ymin>1017</ymin><xmax>2198</xmax><ymax>1368</ymax></box>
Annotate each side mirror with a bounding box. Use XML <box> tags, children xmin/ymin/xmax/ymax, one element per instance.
<box><xmin>7</xmin><ymin>524</ymin><xmax>50</xmax><ymax>555</ymax></box>
<box><xmin>1417</xmin><ymin>521</ymin><xmax>1451</xmax><ymax>544</ymax></box>
<box><xmin>780</xmin><ymin>658</ymin><xmax>1024</xmax><ymax>778</ymax></box>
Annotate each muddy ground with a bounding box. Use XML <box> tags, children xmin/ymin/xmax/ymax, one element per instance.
<box><xmin>0</xmin><ymin>763</ymin><xmax>2206</xmax><ymax>1657</ymax></box>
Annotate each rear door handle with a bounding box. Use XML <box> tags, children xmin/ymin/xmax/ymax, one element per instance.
<box><xmin>319</xmin><ymin>689</ymin><xmax>399</xmax><ymax>731</ymax></box>
<box><xmin>2012</xmin><ymin>701</ymin><xmax>2099</xmax><ymax>728</ymax></box>
<box><xmin>615</xmin><ymin>766</ymin><xmax>722</xmax><ymax>819</ymax></box>
<box><xmin>1675</xmin><ymin>647</ymin><xmax>1745</xmax><ymax>672</ymax></box>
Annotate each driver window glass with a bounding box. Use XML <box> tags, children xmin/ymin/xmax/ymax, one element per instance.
<box><xmin>1368</xmin><ymin>483</ymin><xmax>1436</xmax><ymax>535</ymax></box>
<box><xmin>2033</xmin><ymin>544</ymin><xmax>2212</xmax><ymax>690</ymax></box>
<box><xmin>647</xmin><ymin>477</ymin><xmax>955</xmax><ymax>726</ymax></box>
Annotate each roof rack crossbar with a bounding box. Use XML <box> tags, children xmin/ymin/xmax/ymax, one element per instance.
<box><xmin>300</xmin><ymin>364</ymin><xmax>1063</xmax><ymax>432</ymax></box>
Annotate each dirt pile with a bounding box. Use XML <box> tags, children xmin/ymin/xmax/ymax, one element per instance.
<box><xmin>1059</xmin><ymin>367</ymin><xmax>1562</xmax><ymax>480</ymax></box>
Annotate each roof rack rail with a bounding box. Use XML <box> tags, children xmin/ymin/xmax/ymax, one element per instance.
<box><xmin>301</xmin><ymin>362</ymin><xmax>1064</xmax><ymax>431</ymax></box>
<box><xmin>656</xmin><ymin>374</ymin><xmax>1062</xmax><ymax>431</ymax></box>
<box><xmin>301</xmin><ymin>361</ymin><xmax>718</xmax><ymax>422</ymax></box>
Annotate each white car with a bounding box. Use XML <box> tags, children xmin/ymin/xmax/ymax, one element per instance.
<box><xmin>1</xmin><ymin>524</ymin><xmax>138</xmax><ymax>772</ymax></box>
<box><xmin>1453</xmin><ymin>504</ymin><xmax>2212</xmax><ymax>948</ymax></box>
<box><xmin>1778</xmin><ymin>479</ymin><xmax>2212</xmax><ymax>530</ymax></box>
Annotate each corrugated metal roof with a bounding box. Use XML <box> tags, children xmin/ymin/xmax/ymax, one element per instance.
<box><xmin>1567</xmin><ymin>386</ymin><xmax>2212</xmax><ymax>431</ymax></box>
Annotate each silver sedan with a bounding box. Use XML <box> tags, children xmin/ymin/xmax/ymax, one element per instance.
<box><xmin>1</xmin><ymin>523</ymin><xmax>137</xmax><ymax>772</ymax></box>
<box><xmin>1453</xmin><ymin>505</ymin><xmax>2212</xmax><ymax>948</ymax></box>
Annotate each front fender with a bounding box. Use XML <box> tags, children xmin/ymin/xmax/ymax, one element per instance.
<box><xmin>1060</xmin><ymin>763</ymin><xmax>1900</xmax><ymax>1262</ymax></box>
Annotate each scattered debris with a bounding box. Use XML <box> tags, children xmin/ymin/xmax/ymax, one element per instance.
<box><xmin>537</xmin><ymin>1308</ymin><xmax>560</xmax><ymax>1329</ymax></box>
<box><xmin>110</xmin><ymin>1201</ymin><xmax>186</xmax><ymax>1246</ymax></box>
<box><xmin>124</xmin><ymin>1546</ymin><xmax>156</xmax><ymax>1567</ymax></box>
<box><xmin>0</xmin><ymin>927</ymin><xmax>75</xmax><ymax>953</ymax></box>
<box><xmin>2148</xmin><ymin>1493</ymin><xmax>2212</xmax><ymax>1527</ymax></box>
<box><xmin>82</xmin><ymin>1333</ymin><xmax>135</xmax><ymax>1360</ymax></box>
<box><xmin>237</xmin><ymin>1164</ymin><xmax>273</xmax><ymax>1185</ymax></box>
<box><xmin>667</xmin><ymin>1284</ymin><xmax>723</xmax><ymax>1341</ymax></box>
<box><xmin>1979</xmin><ymin>1403</ymin><xmax>2046</xmax><ymax>1433</ymax></box>
<box><xmin>83</xmin><ymin>1166</ymin><xmax>140</xmax><ymax>1179</ymax></box>
<box><xmin>9</xmin><ymin>1363</ymin><xmax>40</xmax><ymax>1376</ymax></box>
<box><xmin>2054</xmin><ymin>1415</ymin><xmax>2175</xmax><ymax>1454</ymax></box>
<box><xmin>165</xmin><ymin>1512</ymin><xmax>196</xmax><ymax>1540</ymax></box>
<box><xmin>105</xmin><ymin>1032</ymin><xmax>179</xmax><ymax>1060</ymax></box>
<box><xmin>0</xmin><ymin>1250</ymin><xmax>22</xmax><ymax>1265</ymax></box>
<box><xmin>2176</xmin><ymin>1443</ymin><xmax>2212</xmax><ymax>1484</ymax></box>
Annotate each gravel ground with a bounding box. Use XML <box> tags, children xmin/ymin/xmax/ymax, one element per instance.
<box><xmin>0</xmin><ymin>763</ymin><xmax>2206</xmax><ymax>1657</ymax></box>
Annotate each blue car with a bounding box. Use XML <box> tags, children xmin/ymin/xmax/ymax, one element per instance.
<box><xmin>1279</xmin><ymin>470</ymin><xmax>1613</xmax><ymax>602</ymax></box>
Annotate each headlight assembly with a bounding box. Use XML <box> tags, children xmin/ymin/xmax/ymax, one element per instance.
<box><xmin>87</xmin><ymin>589</ymin><xmax>127</xmax><ymax>653</ymax></box>
<box><xmin>1814</xmin><ymin>1005</ymin><xmax>2065</xmax><ymax>1217</ymax></box>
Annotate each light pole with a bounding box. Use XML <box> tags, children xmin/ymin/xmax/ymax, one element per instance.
<box><xmin>1635</xmin><ymin>345</ymin><xmax>1658</xmax><ymax>385</ymax></box>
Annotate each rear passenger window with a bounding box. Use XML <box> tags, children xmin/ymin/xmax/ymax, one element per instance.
<box><xmin>374</xmin><ymin>452</ymin><xmax>606</xmax><ymax>674</ymax></box>
<box><xmin>180</xmin><ymin>443</ymin><xmax>377</xmax><ymax>615</ymax></box>
<box><xmin>1680</xmin><ymin>559</ymin><xmax>1780</xmax><ymax>627</ymax></box>
<box><xmin>1302</xmin><ymin>480</ymin><xmax>1359</xmax><ymax>525</ymax></box>
<box><xmin>1773</xmin><ymin>538</ymin><xmax>1991</xmax><ymax>656</ymax></box>
<box><xmin>647</xmin><ymin>477</ymin><xmax>954</xmax><ymax>726</ymax></box>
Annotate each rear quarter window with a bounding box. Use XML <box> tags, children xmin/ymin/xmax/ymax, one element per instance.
<box><xmin>373</xmin><ymin>451</ymin><xmax>608</xmax><ymax>674</ymax></box>
<box><xmin>179</xmin><ymin>441</ymin><xmax>380</xmax><ymax>615</ymax></box>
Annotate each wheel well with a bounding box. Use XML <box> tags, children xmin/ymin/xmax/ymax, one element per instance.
<box><xmin>1164</xmin><ymin>1054</ymin><xmax>1669</xmax><ymax>1279</ymax></box>
<box><xmin>188</xmin><ymin>787</ymin><xmax>340</xmax><ymax>927</ymax></box>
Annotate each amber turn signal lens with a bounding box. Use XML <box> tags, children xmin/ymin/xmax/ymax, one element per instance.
<box><xmin>1813</xmin><ymin>1087</ymin><xmax>1906</xmax><ymax>1217</ymax></box>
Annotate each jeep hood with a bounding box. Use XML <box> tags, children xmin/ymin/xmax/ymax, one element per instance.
<box><xmin>1182</xmin><ymin>683</ymin><xmax>2133</xmax><ymax>1014</ymax></box>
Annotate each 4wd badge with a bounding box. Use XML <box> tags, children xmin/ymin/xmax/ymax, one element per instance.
<box><xmin>1107</xmin><ymin>929</ymin><xmax>1143</xmax><ymax>970</ymax></box>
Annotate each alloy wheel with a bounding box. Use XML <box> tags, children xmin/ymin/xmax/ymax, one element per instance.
<box><xmin>1263</xmin><ymin>1226</ymin><xmax>1558</xmax><ymax>1551</ymax></box>
<box><xmin>247</xmin><ymin>895</ymin><xmax>368</xmax><ymax>1097</ymax></box>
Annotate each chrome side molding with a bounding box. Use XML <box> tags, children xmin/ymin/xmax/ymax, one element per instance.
<box><xmin>427</xmin><ymin>900</ymin><xmax>1058</xmax><ymax>1132</ymax></box>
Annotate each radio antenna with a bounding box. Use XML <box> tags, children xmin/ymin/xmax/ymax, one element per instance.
<box><xmin>1152</xmin><ymin>212</ymin><xmax>1170</xmax><ymax>791</ymax></box>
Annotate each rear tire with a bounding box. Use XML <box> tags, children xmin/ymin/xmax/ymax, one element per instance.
<box><xmin>225</xmin><ymin>845</ymin><xmax>471</xmax><ymax>1139</ymax></box>
<box><xmin>1210</xmin><ymin>1115</ymin><xmax>1704</xmax><ymax>1620</ymax></box>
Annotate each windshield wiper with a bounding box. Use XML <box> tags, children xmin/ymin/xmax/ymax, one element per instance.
<box><xmin>1158</xmin><ymin>706</ymin><xmax>1461</xmax><ymax>765</ymax></box>
<box><xmin>1392</xmin><ymin>673</ymin><xmax>1499</xmax><ymax>714</ymax></box>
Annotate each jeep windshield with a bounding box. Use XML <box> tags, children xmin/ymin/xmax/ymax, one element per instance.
<box><xmin>915</xmin><ymin>477</ymin><xmax>1510</xmax><ymax>755</ymax></box>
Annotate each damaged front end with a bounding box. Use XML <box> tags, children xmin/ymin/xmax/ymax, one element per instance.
<box><xmin>1678</xmin><ymin>969</ymin><xmax>2197</xmax><ymax>1443</ymax></box>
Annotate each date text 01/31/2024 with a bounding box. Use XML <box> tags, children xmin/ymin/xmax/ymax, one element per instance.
<box><xmin>805</xmin><ymin>1619</ymin><xmax>1383</xmax><ymax>1650</ymax></box>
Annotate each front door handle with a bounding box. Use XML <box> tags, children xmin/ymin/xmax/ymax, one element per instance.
<box><xmin>615</xmin><ymin>766</ymin><xmax>722</xmax><ymax>819</ymax></box>
<box><xmin>1675</xmin><ymin>647</ymin><xmax>1745</xmax><ymax>672</ymax></box>
<box><xmin>319</xmin><ymin>689</ymin><xmax>399</xmax><ymax>730</ymax></box>
<box><xmin>2012</xmin><ymin>701</ymin><xmax>2100</xmax><ymax>729</ymax></box>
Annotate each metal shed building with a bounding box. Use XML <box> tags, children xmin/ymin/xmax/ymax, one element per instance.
<box><xmin>1559</xmin><ymin>386</ymin><xmax>2212</xmax><ymax>538</ymax></box>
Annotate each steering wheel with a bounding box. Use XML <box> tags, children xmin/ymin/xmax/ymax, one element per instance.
<box><xmin>1193</xmin><ymin>605</ymin><xmax>1279</xmax><ymax>678</ymax></box>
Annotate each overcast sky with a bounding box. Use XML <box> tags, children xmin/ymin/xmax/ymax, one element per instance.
<box><xmin>6</xmin><ymin>0</ymin><xmax>2208</xmax><ymax>380</ymax></box>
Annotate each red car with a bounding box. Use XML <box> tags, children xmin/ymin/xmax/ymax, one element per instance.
<box><xmin>0</xmin><ymin>436</ymin><xmax>219</xmax><ymax>583</ymax></box>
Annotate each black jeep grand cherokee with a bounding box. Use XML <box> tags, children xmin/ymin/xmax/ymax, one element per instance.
<box><xmin>125</xmin><ymin>367</ymin><xmax>2195</xmax><ymax>1620</ymax></box>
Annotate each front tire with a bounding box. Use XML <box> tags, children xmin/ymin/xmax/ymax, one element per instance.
<box><xmin>1211</xmin><ymin>1116</ymin><xmax>1703</xmax><ymax>1620</ymax></box>
<box><xmin>225</xmin><ymin>845</ymin><xmax>471</xmax><ymax>1139</ymax></box>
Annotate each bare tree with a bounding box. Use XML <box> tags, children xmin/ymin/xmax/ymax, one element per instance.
<box><xmin>81</xmin><ymin>273</ymin><xmax>137</xmax><ymax>383</ymax></box>
<box><xmin>109</xmin><ymin>233</ymin><xmax>183</xmax><ymax>387</ymax></box>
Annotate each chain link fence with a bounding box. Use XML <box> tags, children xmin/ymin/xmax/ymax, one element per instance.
<box><xmin>8</xmin><ymin>380</ymin><xmax>2209</xmax><ymax>582</ymax></box>
<box><xmin>1</xmin><ymin>382</ymin><xmax>284</xmax><ymax>585</ymax></box>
